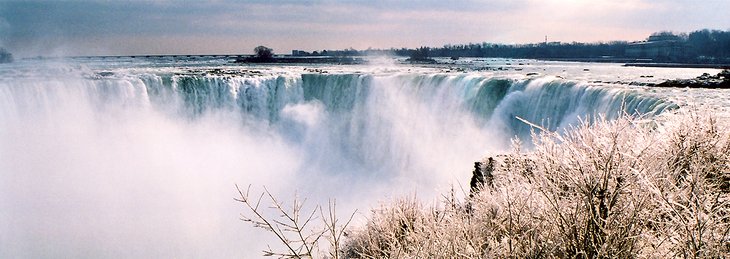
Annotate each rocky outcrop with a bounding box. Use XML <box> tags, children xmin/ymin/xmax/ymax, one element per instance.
<box><xmin>655</xmin><ymin>70</ymin><xmax>730</xmax><ymax>89</ymax></box>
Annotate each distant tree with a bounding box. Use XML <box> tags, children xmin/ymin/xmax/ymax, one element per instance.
<box><xmin>295</xmin><ymin>28</ymin><xmax>729</xmax><ymax>64</ymax></box>
<box><xmin>686</xmin><ymin>29</ymin><xmax>730</xmax><ymax>62</ymax></box>
<box><xmin>0</xmin><ymin>48</ymin><xmax>12</xmax><ymax>63</ymax></box>
<box><xmin>407</xmin><ymin>46</ymin><xmax>435</xmax><ymax>63</ymax></box>
<box><xmin>651</xmin><ymin>31</ymin><xmax>681</xmax><ymax>38</ymax></box>
<box><xmin>254</xmin><ymin>45</ymin><xmax>274</xmax><ymax>61</ymax></box>
<box><xmin>233</xmin><ymin>45</ymin><xmax>276</xmax><ymax>63</ymax></box>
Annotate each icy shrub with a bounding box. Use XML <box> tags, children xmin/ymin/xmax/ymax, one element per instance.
<box><xmin>238</xmin><ymin>110</ymin><xmax>729</xmax><ymax>258</ymax></box>
<box><xmin>642</xmin><ymin>113</ymin><xmax>730</xmax><ymax>257</ymax></box>
<box><xmin>341</xmin><ymin>110</ymin><xmax>730</xmax><ymax>258</ymax></box>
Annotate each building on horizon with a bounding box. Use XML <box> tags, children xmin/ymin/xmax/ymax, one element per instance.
<box><xmin>292</xmin><ymin>50</ymin><xmax>311</xmax><ymax>56</ymax></box>
<box><xmin>625</xmin><ymin>34</ymin><xmax>685</xmax><ymax>62</ymax></box>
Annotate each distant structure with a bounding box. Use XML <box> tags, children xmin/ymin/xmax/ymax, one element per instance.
<box><xmin>0</xmin><ymin>48</ymin><xmax>13</xmax><ymax>63</ymax></box>
<box><xmin>292</xmin><ymin>50</ymin><xmax>311</xmax><ymax>56</ymax></box>
<box><xmin>625</xmin><ymin>33</ymin><xmax>685</xmax><ymax>62</ymax></box>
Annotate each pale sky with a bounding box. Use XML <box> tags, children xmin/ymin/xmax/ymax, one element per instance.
<box><xmin>1</xmin><ymin>0</ymin><xmax>729</xmax><ymax>57</ymax></box>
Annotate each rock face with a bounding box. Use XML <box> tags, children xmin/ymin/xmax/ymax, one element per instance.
<box><xmin>469</xmin><ymin>157</ymin><xmax>496</xmax><ymax>197</ymax></box>
<box><xmin>655</xmin><ymin>70</ymin><xmax>730</xmax><ymax>89</ymax></box>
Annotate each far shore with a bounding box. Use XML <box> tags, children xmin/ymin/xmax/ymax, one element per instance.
<box><xmin>533</xmin><ymin>57</ymin><xmax>730</xmax><ymax>69</ymax></box>
<box><xmin>28</xmin><ymin>54</ymin><xmax>730</xmax><ymax>70</ymax></box>
<box><xmin>622</xmin><ymin>63</ymin><xmax>730</xmax><ymax>69</ymax></box>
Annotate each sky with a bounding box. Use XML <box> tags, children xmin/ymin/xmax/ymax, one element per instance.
<box><xmin>1</xmin><ymin>0</ymin><xmax>729</xmax><ymax>57</ymax></box>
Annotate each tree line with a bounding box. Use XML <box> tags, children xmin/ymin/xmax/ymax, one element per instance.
<box><xmin>298</xmin><ymin>29</ymin><xmax>730</xmax><ymax>64</ymax></box>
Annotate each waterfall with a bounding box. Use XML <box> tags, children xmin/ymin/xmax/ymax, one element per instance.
<box><xmin>0</xmin><ymin>69</ymin><xmax>676</xmax><ymax>258</ymax></box>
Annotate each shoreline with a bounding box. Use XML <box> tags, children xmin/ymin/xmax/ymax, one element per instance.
<box><xmin>623</xmin><ymin>63</ymin><xmax>730</xmax><ymax>69</ymax></box>
<box><xmin>41</xmin><ymin>55</ymin><xmax>730</xmax><ymax>69</ymax></box>
<box><xmin>532</xmin><ymin>58</ymin><xmax>730</xmax><ymax>69</ymax></box>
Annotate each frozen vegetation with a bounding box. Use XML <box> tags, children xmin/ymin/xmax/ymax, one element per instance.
<box><xmin>240</xmin><ymin>109</ymin><xmax>730</xmax><ymax>258</ymax></box>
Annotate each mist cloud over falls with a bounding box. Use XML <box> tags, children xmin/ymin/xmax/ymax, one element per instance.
<box><xmin>0</xmin><ymin>69</ymin><xmax>674</xmax><ymax>257</ymax></box>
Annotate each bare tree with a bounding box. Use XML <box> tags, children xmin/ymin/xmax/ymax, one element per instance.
<box><xmin>235</xmin><ymin>185</ymin><xmax>356</xmax><ymax>258</ymax></box>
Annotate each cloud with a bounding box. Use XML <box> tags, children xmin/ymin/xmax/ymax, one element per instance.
<box><xmin>0</xmin><ymin>17</ymin><xmax>9</xmax><ymax>46</ymax></box>
<box><xmin>0</xmin><ymin>0</ymin><xmax>728</xmax><ymax>57</ymax></box>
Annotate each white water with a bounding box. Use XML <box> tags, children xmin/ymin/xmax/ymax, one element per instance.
<box><xmin>0</xmin><ymin>58</ymin><xmax>718</xmax><ymax>257</ymax></box>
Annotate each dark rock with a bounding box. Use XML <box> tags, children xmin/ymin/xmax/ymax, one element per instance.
<box><xmin>405</xmin><ymin>57</ymin><xmax>437</xmax><ymax>64</ymax></box>
<box><xmin>720</xmin><ymin>70</ymin><xmax>730</xmax><ymax>79</ymax></box>
<box><xmin>469</xmin><ymin>161</ymin><xmax>484</xmax><ymax>197</ymax></box>
<box><xmin>655</xmin><ymin>69</ymin><xmax>730</xmax><ymax>89</ymax></box>
<box><xmin>469</xmin><ymin>157</ymin><xmax>495</xmax><ymax>198</ymax></box>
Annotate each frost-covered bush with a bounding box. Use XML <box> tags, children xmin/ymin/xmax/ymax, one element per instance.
<box><xmin>342</xmin><ymin>110</ymin><xmax>730</xmax><ymax>258</ymax></box>
<box><xmin>238</xmin><ymin>110</ymin><xmax>729</xmax><ymax>258</ymax></box>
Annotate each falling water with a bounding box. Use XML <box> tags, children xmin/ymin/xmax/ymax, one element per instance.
<box><xmin>0</xmin><ymin>60</ymin><xmax>678</xmax><ymax>257</ymax></box>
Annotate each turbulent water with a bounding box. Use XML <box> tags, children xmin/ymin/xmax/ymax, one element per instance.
<box><xmin>0</xmin><ymin>57</ymin><xmax>722</xmax><ymax>257</ymax></box>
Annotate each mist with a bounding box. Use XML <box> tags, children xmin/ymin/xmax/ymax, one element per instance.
<box><xmin>0</xmin><ymin>63</ymin><xmax>504</xmax><ymax>257</ymax></box>
<box><xmin>0</xmin><ymin>54</ymin><xmax>683</xmax><ymax>257</ymax></box>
